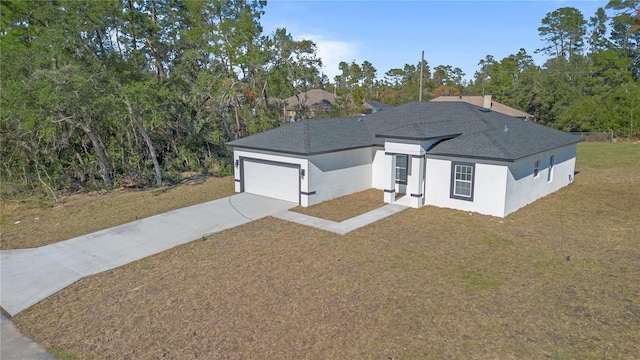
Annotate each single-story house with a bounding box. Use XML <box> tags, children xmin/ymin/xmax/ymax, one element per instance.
<box><xmin>227</xmin><ymin>101</ymin><xmax>582</xmax><ymax>217</ymax></box>
<box><xmin>283</xmin><ymin>89</ymin><xmax>336</xmax><ymax>121</ymax></box>
<box><xmin>431</xmin><ymin>95</ymin><xmax>534</xmax><ymax>121</ymax></box>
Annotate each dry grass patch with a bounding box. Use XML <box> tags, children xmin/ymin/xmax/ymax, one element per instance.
<box><xmin>12</xmin><ymin>143</ymin><xmax>640</xmax><ymax>358</ymax></box>
<box><xmin>290</xmin><ymin>188</ymin><xmax>385</xmax><ymax>222</ymax></box>
<box><xmin>1</xmin><ymin>176</ymin><xmax>234</xmax><ymax>250</ymax></box>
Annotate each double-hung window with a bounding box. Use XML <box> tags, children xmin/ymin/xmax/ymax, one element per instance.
<box><xmin>450</xmin><ymin>162</ymin><xmax>475</xmax><ymax>201</ymax></box>
<box><xmin>395</xmin><ymin>154</ymin><xmax>408</xmax><ymax>184</ymax></box>
<box><xmin>547</xmin><ymin>155</ymin><xmax>555</xmax><ymax>182</ymax></box>
<box><xmin>533</xmin><ymin>160</ymin><xmax>540</xmax><ymax>178</ymax></box>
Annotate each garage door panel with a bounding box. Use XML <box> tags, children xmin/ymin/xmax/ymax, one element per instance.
<box><xmin>243</xmin><ymin>159</ymin><xmax>299</xmax><ymax>203</ymax></box>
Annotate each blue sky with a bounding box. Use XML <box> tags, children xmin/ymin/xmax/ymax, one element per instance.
<box><xmin>260</xmin><ymin>0</ymin><xmax>609</xmax><ymax>81</ymax></box>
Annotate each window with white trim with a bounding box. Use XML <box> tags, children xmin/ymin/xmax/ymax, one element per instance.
<box><xmin>533</xmin><ymin>159</ymin><xmax>540</xmax><ymax>178</ymax></box>
<box><xmin>547</xmin><ymin>155</ymin><xmax>555</xmax><ymax>183</ymax></box>
<box><xmin>450</xmin><ymin>162</ymin><xmax>475</xmax><ymax>201</ymax></box>
<box><xmin>395</xmin><ymin>154</ymin><xmax>408</xmax><ymax>184</ymax></box>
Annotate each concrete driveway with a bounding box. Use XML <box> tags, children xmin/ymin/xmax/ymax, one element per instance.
<box><xmin>1</xmin><ymin>193</ymin><xmax>296</xmax><ymax>317</ymax></box>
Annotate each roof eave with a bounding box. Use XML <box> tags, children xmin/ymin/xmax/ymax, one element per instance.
<box><xmin>509</xmin><ymin>137</ymin><xmax>584</xmax><ymax>161</ymax></box>
<box><xmin>426</xmin><ymin>152</ymin><xmax>517</xmax><ymax>163</ymax></box>
<box><xmin>227</xmin><ymin>143</ymin><xmax>378</xmax><ymax>156</ymax></box>
<box><xmin>428</xmin><ymin>137</ymin><xmax>584</xmax><ymax>163</ymax></box>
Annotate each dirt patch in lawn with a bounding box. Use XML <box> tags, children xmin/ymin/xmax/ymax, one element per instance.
<box><xmin>290</xmin><ymin>189</ymin><xmax>385</xmax><ymax>222</ymax></box>
<box><xmin>11</xmin><ymin>143</ymin><xmax>640</xmax><ymax>359</ymax></box>
<box><xmin>1</xmin><ymin>176</ymin><xmax>234</xmax><ymax>250</ymax></box>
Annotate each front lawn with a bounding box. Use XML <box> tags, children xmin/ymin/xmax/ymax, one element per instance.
<box><xmin>1</xmin><ymin>176</ymin><xmax>235</xmax><ymax>250</ymax></box>
<box><xmin>12</xmin><ymin>142</ymin><xmax>640</xmax><ymax>358</ymax></box>
<box><xmin>290</xmin><ymin>188</ymin><xmax>385</xmax><ymax>222</ymax></box>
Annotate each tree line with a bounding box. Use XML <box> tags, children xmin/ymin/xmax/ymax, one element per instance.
<box><xmin>1</xmin><ymin>0</ymin><xmax>638</xmax><ymax>201</ymax></box>
<box><xmin>334</xmin><ymin>2</ymin><xmax>639</xmax><ymax>136</ymax></box>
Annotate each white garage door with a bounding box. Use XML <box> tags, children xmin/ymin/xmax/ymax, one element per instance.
<box><xmin>242</xmin><ymin>159</ymin><xmax>300</xmax><ymax>203</ymax></box>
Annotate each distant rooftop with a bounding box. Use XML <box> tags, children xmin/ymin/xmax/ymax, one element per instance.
<box><xmin>431</xmin><ymin>96</ymin><xmax>533</xmax><ymax>120</ymax></box>
<box><xmin>284</xmin><ymin>89</ymin><xmax>335</xmax><ymax>108</ymax></box>
<box><xmin>363</xmin><ymin>100</ymin><xmax>393</xmax><ymax>110</ymax></box>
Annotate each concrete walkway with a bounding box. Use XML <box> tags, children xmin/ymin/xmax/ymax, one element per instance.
<box><xmin>1</xmin><ymin>194</ymin><xmax>406</xmax><ymax>358</ymax></box>
<box><xmin>273</xmin><ymin>204</ymin><xmax>406</xmax><ymax>235</ymax></box>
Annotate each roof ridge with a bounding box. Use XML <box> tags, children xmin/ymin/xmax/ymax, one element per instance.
<box><xmin>476</xmin><ymin>110</ymin><xmax>515</xmax><ymax>158</ymax></box>
<box><xmin>480</xmin><ymin>130</ymin><xmax>513</xmax><ymax>158</ymax></box>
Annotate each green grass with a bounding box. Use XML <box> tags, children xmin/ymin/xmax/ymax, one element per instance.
<box><xmin>457</xmin><ymin>268</ymin><xmax>500</xmax><ymax>291</ymax></box>
<box><xmin>48</xmin><ymin>346</ymin><xmax>80</xmax><ymax>360</ymax></box>
<box><xmin>1</xmin><ymin>176</ymin><xmax>234</xmax><ymax>249</ymax></box>
<box><xmin>576</xmin><ymin>141</ymin><xmax>640</xmax><ymax>168</ymax></box>
<box><xmin>290</xmin><ymin>188</ymin><xmax>385</xmax><ymax>222</ymax></box>
<box><xmin>10</xmin><ymin>142</ymin><xmax>640</xmax><ymax>359</ymax></box>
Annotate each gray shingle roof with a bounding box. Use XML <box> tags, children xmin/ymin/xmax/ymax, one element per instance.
<box><xmin>227</xmin><ymin>117</ymin><xmax>374</xmax><ymax>155</ymax></box>
<box><xmin>227</xmin><ymin>102</ymin><xmax>583</xmax><ymax>161</ymax></box>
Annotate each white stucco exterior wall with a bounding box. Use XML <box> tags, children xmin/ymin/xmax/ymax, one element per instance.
<box><xmin>306</xmin><ymin>147</ymin><xmax>375</xmax><ymax>206</ymax></box>
<box><xmin>234</xmin><ymin>142</ymin><xmax>578</xmax><ymax>215</ymax></box>
<box><xmin>382</xmin><ymin>151</ymin><xmax>396</xmax><ymax>203</ymax></box>
<box><xmin>423</xmin><ymin>158</ymin><xmax>450</xmax><ymax>206</ymax></box>
<box><xmin>371</xmin><ymin>148</ymin><xmax>386</xmax><ymax>189</ymax></box>
<box><xmin>475</xmin><ymin>162</ymin><xmax>509</xmax><ymax>216</ymax></box>
<box><xmin>409</xmin><ymin>155</ymin><xmax>426</xmax><ymax>207</ymax></box>
<box><xmin>384</xmin><ymin>141</ymin><xmax>424</xmax><ymax>156</ymax></box>
<box><xmin>504</xmin><ymin>144</ymin><xmax>577</xmax><ymax>215</ymax></box>
<box><xmin>424</xmin><ymin>157</ymin><xmax>508</xmax><ymax>217</ymax></box>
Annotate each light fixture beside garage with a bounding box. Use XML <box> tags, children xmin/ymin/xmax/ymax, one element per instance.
<box><xmin>235</xmin><ymin>159</ymin><xmax>239</xmax><ymax>168</ymax></box>
<box><xmin>300</xmin><ymin>169</ymin><xmax>305</xmax><ymax>179</ymax></box>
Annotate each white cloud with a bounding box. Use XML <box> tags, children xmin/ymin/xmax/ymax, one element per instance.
<box><xmin>296</xmin><ymin>34</ymin><xmax>359</xmax><ymax>81</ymax></box>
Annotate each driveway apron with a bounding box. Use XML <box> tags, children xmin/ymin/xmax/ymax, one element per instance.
<box><xmin>1</xmin><ymin>311</ymin><xmax>55</xmax><ymax>360</ymax></box>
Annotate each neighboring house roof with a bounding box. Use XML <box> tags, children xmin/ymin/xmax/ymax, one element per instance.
<box><xmin>227</xmin><ymin>102</ymin><xmax>582</xmax><ymax>162</ymax></box>
<box><xmin>284</xmin><ymin>89</ymin><xmax>336</xmax><ymax>108</ymax></box>
<box><xmin>431</xmin><ymin>96</ymin><xmax>533</xmax><ymax>119</ymax></box>
<box><xmin>363</xmin><ymin>100</ymin><xmax>393</xmax><ymax>110</ymax></box>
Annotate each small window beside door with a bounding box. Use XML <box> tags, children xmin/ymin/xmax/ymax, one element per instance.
<box><xmin>395</xmin><ymin>154</ymin><xmax>408</xmax><ymax>184</ymax></box>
